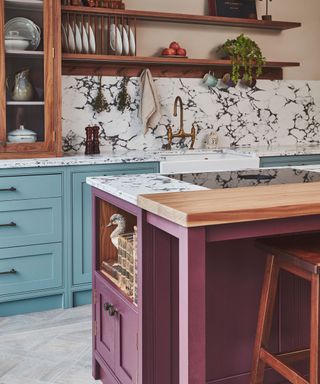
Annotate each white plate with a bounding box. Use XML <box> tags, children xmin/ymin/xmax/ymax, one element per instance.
<box><xmin>85</xmin><ymin>23</ymin><xmax>96</xmax><ymax>54</ymax></box>
<box><xmin>109</xmin><ymin>24</ymin><xmax>122</xmax><ymax>55</ymax></box>
<box><xmin>119</xmin><ymin>24</ymin><xmax>129</xmax><ymax>55</ymax></box>
<box><xmin>125</xmin><ymin>25</ymin><xmax>135</xmax><ymax>56</ymax></box>
<box><xmin>67</xmin><ymin>23</ymin><xmax>75</xmax><ymax>53</ymax></box>
<box><xmin>74</xmin><ymin>24</ymin><xmax>82</xmax><ymax>53</ymax></box>
<box><xmin>61</xmin><ymin>24</ymin><xmax>68</xmax><ymax>52</ymax></box>
<box><xmin>80</xmin><ymin>23</ymin><xmax>89</xmax><ymax>54</ymax></box>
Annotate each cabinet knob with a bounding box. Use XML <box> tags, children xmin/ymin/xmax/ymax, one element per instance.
<box><xmin>108</xmin><ymin>305</ymin><xmax>118</xmax><ymax>317</ymax></box>
<box><xmin>103</xmin><ymin>302</ymin><xmax>118</xmax><ymax>316</ymax></box>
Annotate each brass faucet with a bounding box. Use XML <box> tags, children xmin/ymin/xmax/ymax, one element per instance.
<box><xmin>166</xmin><ymin>96</ymin><xmax>196</xmax><ymax>150</ymax></box>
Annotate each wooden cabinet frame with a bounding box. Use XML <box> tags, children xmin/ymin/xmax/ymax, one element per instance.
<box><xmin>0</xmin><ymin>0</ymin><xmax>61</xmax><ymax>159</ymax></box>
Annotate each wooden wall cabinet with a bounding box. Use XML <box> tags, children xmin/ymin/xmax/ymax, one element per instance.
<box><xmin>0</xmin><ymin>0</ymin><xmax>61</xmax><ymax>159</ymax></box>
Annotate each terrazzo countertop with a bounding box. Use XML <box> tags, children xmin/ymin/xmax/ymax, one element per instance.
<box><xmin>87</xmin><ymin>166</ymin><xmax>320</xmax><ymax>205</ymax></box>
<box><xmin>1</xmin><ymin>144</ymin><xmax>320</xmax><ymax>169</ymax></box>
<box><xmin>0</xmin><ymin>149</ymin><xmax>256</xmax><ymax>169</ymax></box>
<box><xmin>86</xmin><ymin>174</ymin><xmax>208</xmax><ymax>205</ymax></box>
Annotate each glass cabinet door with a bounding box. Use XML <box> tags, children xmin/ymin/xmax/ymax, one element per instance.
<box><xmin>0</xmin><ymin>0</ymin><xmax>55</xmax><ymax>155</ymax></box>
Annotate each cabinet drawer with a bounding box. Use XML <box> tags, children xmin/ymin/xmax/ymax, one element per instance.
<box><xmin>0</xmin><ymin>174</ymin><xmax>62</xmax><ymax>202</ymax></box>
<box><xmin>0</xmin><ymin>243</ymin><xmax>62</xmax><ymax>296</ymax></box>
<box><xmin>0</xmin><ymin>198</ymin><xmax>62</xmax><ymax>248</ymax></box>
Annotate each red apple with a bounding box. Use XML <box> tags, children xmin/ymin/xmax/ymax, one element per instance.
<box><xmin>169</xmin><ymin>41</ymin><xmax>180</xmax><ymax>50</ymax></box>
<box><xmin>168</xmin><ymin>48</ymin><xmax>177</xmax><ymax>55</ymax></box>
<box><xmin>162</xmin><ymin>48</ymin><xmax>170</xmax><ymax>55</ymax></box>
<box><xmin>176</xmin><ymin>47</ymin><xmax>187</xmax><ymax>56</ymax></box>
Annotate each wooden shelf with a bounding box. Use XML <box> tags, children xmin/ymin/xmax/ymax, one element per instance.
<box><xmin>61</xmin><ymin>5</ymin><xmax>301</xmax><ymax>31</ymax></box>
<box><xmin>5</xmin><ymin>0</ymin><xmax>43</xmax><ymax>10</ymax></box>
<box><xmin>6</xmin><ymin>101</ymin><xmax>44</xmax><ymax>106</ymax></box>
<box><xmin>62</xmin><ymin>54</ymin><xmax>300</xmax><ymax>79</ymax></box>
<box><xmin>6</xmin><ymin>50</ymin><xmax>44</xmax><ymax>57</ymax></box>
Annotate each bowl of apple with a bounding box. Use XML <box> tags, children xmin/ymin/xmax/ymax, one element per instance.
<box><xmin>161</xmin><ymin>41</ymin><xmax>187</xmax><ymax>58</ymax></box>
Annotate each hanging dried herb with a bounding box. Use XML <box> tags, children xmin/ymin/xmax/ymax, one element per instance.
<box><xmin>91</xmin><ymin>76</ymin><xmax>110</xmax><ymax>114</ymax></box>
<box><xmin>117</xmin><ymin>77</ymin><xmax>131</xmax><ymax>113</ymax></box>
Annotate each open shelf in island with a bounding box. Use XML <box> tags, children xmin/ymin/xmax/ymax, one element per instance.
<box><xmin>97</xmin><ymin>197</ymin><xmax>138</xmax><ymax>305</ymax></box>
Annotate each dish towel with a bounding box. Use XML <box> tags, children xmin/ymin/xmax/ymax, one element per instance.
<box><xmin>139</xmin><ymin>69</ymin><xmax>161</xmax><ymax>134</ymax></box>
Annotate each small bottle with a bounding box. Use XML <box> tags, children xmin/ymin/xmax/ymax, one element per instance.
<box><xmin>92</xmin><ymin>125</ymin><xmax>100</xmax><ymax>154</ymax></box>
<box><xmin>85</xmin><ymin>126</ymin><xmax>94</xmax><ymax>155</ymax></box>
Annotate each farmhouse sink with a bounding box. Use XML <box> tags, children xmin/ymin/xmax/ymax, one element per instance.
<box><xmin>160</xmin><ymin>151</ymin><xmax>260</xmax><ymax>174</ymax></box>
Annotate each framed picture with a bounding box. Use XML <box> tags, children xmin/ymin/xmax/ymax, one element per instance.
<box><xmin>208</xmin><ymin>0</ymin><xmax>257</xmax><ymax>19</ymax></box>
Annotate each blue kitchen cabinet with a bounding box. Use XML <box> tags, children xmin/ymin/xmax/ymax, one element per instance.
<box><xmin>0</xmin><ymin>162</ymin><xmax>159</xmax><ymax>315</ymax></box>
<box><xmin>260</xmin><ymin>154</ymin><xmax>320</xmax><ymax>167</ymax></box>
<box><xmin>69</xmin><ymin>162</ymin><xmax>159</xmax><ymax>307</ymax></box>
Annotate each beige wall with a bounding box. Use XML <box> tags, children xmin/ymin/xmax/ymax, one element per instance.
<box><xmin>132</xmin><ymin>0</ymin><xmax>320</xmax><ymax>80</ymax></box>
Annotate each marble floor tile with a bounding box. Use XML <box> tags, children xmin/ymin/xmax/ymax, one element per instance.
<box><xmin>0</xmin><ymin>305</ymin><xmax>98</xmax><ymax>384</ymax></box>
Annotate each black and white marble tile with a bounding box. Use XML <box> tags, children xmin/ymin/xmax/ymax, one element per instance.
<box><xmin>62</xmin><ymin>76</ymin><xmax>320</xmax><ymax>153</ymax></box>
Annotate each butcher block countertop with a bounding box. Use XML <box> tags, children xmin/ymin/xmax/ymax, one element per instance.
<box><xmin>137</xmin><ymin>182</ymin><xmax>320</xmax><ymax>227</ymax></box>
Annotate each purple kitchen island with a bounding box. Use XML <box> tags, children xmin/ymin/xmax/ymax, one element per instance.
<box><xmin>87</xmin><ymin>169</ymin><xmax>320</xmax><ymax>384</ymax></box>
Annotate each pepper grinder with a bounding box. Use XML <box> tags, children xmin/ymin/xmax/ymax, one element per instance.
<box><xmin>93</xmin><ymin>125</ymin><xmax>100</xmax><ymax>154</ymax></box>
<box><xmin>85</xmin><ymin>126</ymin><xmax>94</xmax><ymax>155</ymax></box>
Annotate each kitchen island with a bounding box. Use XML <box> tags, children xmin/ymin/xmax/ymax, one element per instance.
<box><xmin>87</xmin><ymin>168</ymin><xmax>320</xmax><ymax>384</ymax></box>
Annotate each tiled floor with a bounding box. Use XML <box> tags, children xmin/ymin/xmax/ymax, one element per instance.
<box><xmin>0</xmin><ymin>305</ymin><xmax>98</xmax><ymax>384</ymax></box>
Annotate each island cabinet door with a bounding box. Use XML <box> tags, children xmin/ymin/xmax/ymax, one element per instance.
<box><xmin>96</xmin><ymin>281</ymin><xmax>116</xmax><ymax>372</ymax></box>
<box><xmin>114</xmin><ymin>297</ymin><xmax>138</xmax><ymax>384</ymax></box>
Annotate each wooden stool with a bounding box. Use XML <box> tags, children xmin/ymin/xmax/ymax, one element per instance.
<box><xmin>251</xmin><ymin>233</ymin><xmax>320</xmax><ymax>384</ymax></box>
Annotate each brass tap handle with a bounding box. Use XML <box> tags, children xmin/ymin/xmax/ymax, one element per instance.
<box><xmin>167</xmin><ymin>126</ymin><xmax>173</xmax><ymax>149</ymax></box>
<box><xmin>190</xmin><ymin>124</ymin><xmax>197</xmax><ymax>150</ymax></box>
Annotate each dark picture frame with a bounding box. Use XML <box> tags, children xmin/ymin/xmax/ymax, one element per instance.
<box><xmin>208</xmin><ymin>0</ymin><xmax>257</xmax><ymax>19</ymax></box>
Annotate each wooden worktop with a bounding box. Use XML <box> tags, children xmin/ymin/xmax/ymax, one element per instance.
<box><xmin>137</xmin><ymin>182</ymin><xmax>320</xmax><ymax>227</ymax></box>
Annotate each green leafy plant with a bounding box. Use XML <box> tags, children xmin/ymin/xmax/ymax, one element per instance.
<box><xmin>218</xmin><ymin>34</ymin><xmax>265</xmax><ymax>85</ymax></box>
<box><xmin>91</xmin><ymin>76</ymin><xmax>110</xmax><ymax>114</ymax></box>
<box><xmin>117</xmin><ymin>77</ymin><xmax>131</xmax><ymax>113</ymax></box>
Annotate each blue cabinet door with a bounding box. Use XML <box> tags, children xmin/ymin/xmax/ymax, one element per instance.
<box><xmin>260</xmin><ymin>155</ymin><xmax>320</xmax><ymax>168</ymax></box>
<box><xmin>0</xmin><ymin>198</ymin><xmax>62</xmax><ymax>248</ymax></box>
<box><xmin>71</xmin><ymin>163</ymin><xmax>159</xmax><ymax>287</ymax></box>
<box><xmin>0</xmin><ymin>243</ymin><xmax>62</xmax><ymax>296</ymax></box>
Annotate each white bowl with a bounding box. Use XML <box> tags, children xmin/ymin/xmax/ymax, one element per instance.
<box><xmin>5</xmin><ymin>39</ymin><xmax>29</xmax><ymax>51</ymax></box>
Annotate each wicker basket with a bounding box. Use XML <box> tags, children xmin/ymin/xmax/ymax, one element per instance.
<box><xmin>117</xmin><ymin>227</ymin><xmax>138</xmax><ymax>304</ymax></box>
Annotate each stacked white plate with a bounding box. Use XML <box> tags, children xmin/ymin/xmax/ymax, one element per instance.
<box><xmin>62</xmin><ymin>21</ymin><xmax>135</xmax><ymax>56</ymax></box>
<box><xmin>62</xmin><ymin>22</ymin><xmax>96</xmax><ymax>54</ymax></box>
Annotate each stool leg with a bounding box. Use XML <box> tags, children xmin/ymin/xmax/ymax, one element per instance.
<box><xmin>251</xmin><ymin>254</ymin><xmax>280</xmax><ymax>384</ymax></box>
<box><xmin>310</xmin><ymin>274</ymin><xmax>320</xmax><ymax>384</ymax></box>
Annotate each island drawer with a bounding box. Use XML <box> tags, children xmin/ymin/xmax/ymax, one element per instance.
<box><xmin>0</xmin><ymin>174</ymin><xmax>62</xmax><ymax>202</ymax></box>
<box><xmin>0</xmin><ymin>198</ymin><xmax>62</xmax><ymax>248</ymax></box>
<box><xmin>0</xmin><ymin>243</ymin><xmax>62</xmax><ymax>296</ymax></box>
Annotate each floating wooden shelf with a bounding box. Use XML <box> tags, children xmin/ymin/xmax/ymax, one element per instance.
<box><xmin>62</xmin><ymin>54</ymin><xmax>300</xmax><ymax>79</ymax></box>
<box><xmin>61</xmin><ymin>5</ymin><xmax>301</xmax><ymax>31</ymax></box>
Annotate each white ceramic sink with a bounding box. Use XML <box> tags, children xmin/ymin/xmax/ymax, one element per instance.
<box><xmin>160</xmin><ymin>151</ymin><xmax>260</xmax><ymax>174</ymax></box>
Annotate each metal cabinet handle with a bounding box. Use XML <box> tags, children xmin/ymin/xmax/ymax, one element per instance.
<box><xmin>103</xmin><ymin>302</ymin><xmax>118</xmax><ymax>317</ymax></box>
<box><xmin>0</xmin><ymin>222</ymin><xmax>16</xmax><ymax>227</ymax></box>
<box><xmin>0</xmin><ymin>187</ymin><xmax>16</xmax><ymax>192</ymax></box>
<box><xmin>0</xmin><ymin>268</ymin><xmax>17</xmax><ymax>275</ymax></box>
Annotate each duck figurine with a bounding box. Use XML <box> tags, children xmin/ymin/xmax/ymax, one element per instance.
<box><xmin>107</xmin><ymin>213</ymin><xmax>126</xmax><ymax>249</ymax></box>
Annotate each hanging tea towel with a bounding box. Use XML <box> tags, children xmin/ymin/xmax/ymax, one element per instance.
<box><xmin>139</xmin><ymin>69</ymin><xmax>161</xmax><ymax>134</ymax></box>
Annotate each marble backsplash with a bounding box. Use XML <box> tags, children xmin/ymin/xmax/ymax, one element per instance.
<box><xmin>62</xmin><ymin>76</ymin><xmax>320</xmax><ymax>153</ymax></box>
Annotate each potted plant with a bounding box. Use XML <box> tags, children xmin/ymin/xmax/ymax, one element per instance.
<box><xmin>218</xmin><ymin>34</ymin><xmax>265</xmax><ymax>86</ymax></box>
